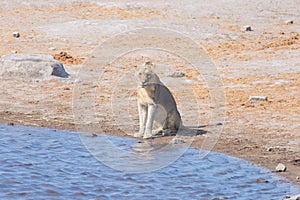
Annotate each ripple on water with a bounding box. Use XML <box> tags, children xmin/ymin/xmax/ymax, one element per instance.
<box><xmin>0</xmin><ymin>124</ymin><xmax>299</xmax><ymax>200</ymax></box>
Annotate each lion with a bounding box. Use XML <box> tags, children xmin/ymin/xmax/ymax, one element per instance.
<box><xmin>134</xmin><ymin>61</ymin><xmax>182</xmax><ymax>139</ymax></box>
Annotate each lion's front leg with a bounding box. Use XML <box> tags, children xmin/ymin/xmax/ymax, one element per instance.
<box><xmin>143</xmin><ymin>104</ymin><xmax>158</xmax><ymax>139</ymax></box>
<box><xmin>134</xmin><ymin>103</ymin><xmax>147</xmax><ymax>138</ymax></box>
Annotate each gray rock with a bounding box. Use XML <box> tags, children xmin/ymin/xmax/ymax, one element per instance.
<box><xmin>275</xmin><ymin>163</ymin><xmax>287</xmax><ymax>172</ymax></box>
<box><xmin>171</xmin><ymin>137</ymin><xmax>185</xmax><ymax>144</ymax></box>
<box><xmin>249</xmin><ymin>96</ymin><xmax>268</xmax><ymax>103</ymax></box>
<box><xmin>0</xmin><ymin>54</ymin><xmax>69</xmax><ymax>79</ymax></box>
<box><xmin>49</xmin><ymin>47</ymin><xmax>57</xmax><ymax>51</ymax></box>
<box><xmin>283</xmin><ymin>194</ymin><xmax>300</xmax><ymax>200</ymax></box>
<box><xmin>266</xmin><ymin>147</ymin><xmax>272</xmax><ymax>152</ymax></box>
<box><xmin>51</xmin><ymin>63</ymin><xmax>69</xmax><ymax>78</ymax></box>
<box><xmin>256</xmin><ymin>178</ymin><xmax>269</xmax><ymax>183</ymax></box>
<box><xmin>242</xmin><ymin>25</ymin><xmax>252</xmax><ymax>31</ymax></box>
<box><xmin>165</xmin><ymin>70</ymin><xmax>185</xmax><ymax>78</ymax></box>
<box><xmin>13</xmin><ymin>32</ymin><xmax>20</xmax><ymax>38</ymax></box>
<box><xmin>285</xmin><ymin>20</ymin><xmax>294</xmax><ymax>25</ymax></box>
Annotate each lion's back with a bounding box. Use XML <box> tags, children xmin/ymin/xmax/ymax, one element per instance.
<box><xmin>156</xmin><ymin>85</ymin><xmax>178</xmax><ymax>112</ymax></box>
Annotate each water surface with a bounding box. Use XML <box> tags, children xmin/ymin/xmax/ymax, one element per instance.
<box><xmin>0</xmin><ymin>124</ymin><xmax>299</xmax><ymax>200</ymax></box>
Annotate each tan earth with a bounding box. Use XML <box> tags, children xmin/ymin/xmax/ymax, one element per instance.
<box><xmin>0</xmin><ymin>1</ymin><xmax>299</xmax><ymax>187</ymax></box>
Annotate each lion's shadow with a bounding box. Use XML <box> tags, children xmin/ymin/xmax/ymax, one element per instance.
<box><xmin>150</xmin><ymin>127</ymin><xmax>208</xmax><ymax>138</ymax></box>
<box><xmin>150</xmin><ymin>122</ymin><xmax>223</xmax><ymax>138</ymax></box>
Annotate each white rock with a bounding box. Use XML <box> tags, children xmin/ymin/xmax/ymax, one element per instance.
<box><xmin>13</xmin><ymin>32</ymin><xmax>20</xmax><ymax>38</ymax></box>
<box><xmin>275</xmin><ymin>163</ymin><xmax>287</xmax><ymax>172</ymax></box>
<box><xmin>165</xmin><ymin>71</ymin><xmax>185</xmax><ymax>78</ymax></box>
<box><xmin>171</xmin><ymin>137</ymin><xmax>185</xmax><ymax>144</ymax></box>
<box><xmin>49</xmin><ymin>47</ymin><xmax>57</xmax><ymax>51</ymax></box>
<box><xmin>75</xmin><ymin>78</ymin><xmax>83</xmax><ymax>83</ymax></box>
<box><xmin>249</xmin><ymin>96</ymin><xmax>268</xmax><ymax>103</ymax></box>
<box><xmin>242</xmin><ymin>25</ymin><xmax>252</xmax><ymax>31</ymax></box>
<box><xmin>0</xmin><ymin>54</ymin><xmax>69</xmax><ymax>79</ymax></box>
<box><xmin>266</xmin><ymin>147</ymin><xmax>272</xmax><ymax>152</ymax></box>
<box><xmin>285</xmin><ymin>20</ymin><xmax>294</xmax><ymax>25</ymax></box>
<box><xmin>283</xmin><ymin>194</ymin><xmax>300</xmax><ymax>200</ymax></box>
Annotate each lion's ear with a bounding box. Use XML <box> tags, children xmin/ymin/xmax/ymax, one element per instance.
<box><xmin>150</xmin><ymin>63</ymin><xmax>156</xmax><ymax>71</ymax></box>
<box><xmin>144</xmin><ymin>61</ymin><xmax>156</xmax><ymax>71</ymax></box>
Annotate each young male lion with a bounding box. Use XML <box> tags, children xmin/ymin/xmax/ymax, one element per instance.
<box><xmin>134</xmin><ymin>62</ymin><xmax>182</xmax><ymax>139</ymax></box>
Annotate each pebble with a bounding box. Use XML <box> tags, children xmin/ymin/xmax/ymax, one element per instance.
<box><xmin>256</xmin><ymin>178</ymin><xmax>269</xmax><ymax>183</ymax></box>
<box><xmin>171</xmin><ymin>137</ymin><xmax>185</xmax><ymax>144</ymax></box>
<box><xmin>165</xmin><ymin>71</ymin><xmax>185</xmax><ymax>78</ymax></box>
<box><xmin>11</xmin><ymin>50</ymin><xmax>18</xmax><ymax>54</ymax></box>
<box><xmin>75</xmin><ymin>78</ymin><xmax>83</xmax><ymax>83</ymax></box>
<box><xmin>283</xmin><ymin>194</ymin><xmax>300</xmax><ymax>200</ymax></box>
<box><xmin>242</xmin><ymin>25</ymin><xmax>252</xmax><ymax>31</ymax></box>
<box><xmin>285</xmin><ymin>20</ymin><xmax>294</xmax><ymax>25</ymax></box>
<box><xmin>49</xmin><ymin>47</ymin><xmax>57</xmax><ymax>51</ymax></box>
<box><xmin>13</xmin><ymin>32</ymin><xmax>20</xmax><ymax>38</ymax></box>
<box><xmin>249</xmin><ymin>96</ymin><xmax>268</xmax><ymax>103</ymax></box>
<box><xmin>275</xmin><ymin>163</ymin><xmax>287</xmax><ymax>172</ymax></box>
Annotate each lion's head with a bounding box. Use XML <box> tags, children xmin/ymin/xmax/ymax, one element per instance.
<box><xmin>135</xmin><ymin>62</ymin><xmax>159</xmax><ymax>88</ymax></box>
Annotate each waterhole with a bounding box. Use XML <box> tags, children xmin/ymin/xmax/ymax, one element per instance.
<box><xmin>0</xmin><ymin>124</ymin><xmax>299</xmax><ymax>199</ymax></box>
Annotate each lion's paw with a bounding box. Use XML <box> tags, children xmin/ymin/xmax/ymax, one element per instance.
<box><xmin>152</xmin><ymin>128</ymin><xmax>163</xmax><ymax>136</ymax></box>
<box><xmin>162</xmin><ymin>129</ymin><xmax>176</xmax><ymax>136</ymax></box>
<box><xmin>134</xmin><ymin>131</ymin><xmax>144</xmax><ymax>138</ymax></box>
<box><xmin>143</xmin><ymin>131</ymin><xmax>153</xmax><ymax>139</ymax></box>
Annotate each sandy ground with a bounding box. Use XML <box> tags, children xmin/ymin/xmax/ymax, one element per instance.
<box><xmin>0</xmin><ymin>0</ymin><xmax>299</xmax><ymax>186</ymax></box>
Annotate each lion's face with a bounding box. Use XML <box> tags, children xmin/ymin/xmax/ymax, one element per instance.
<box><xmin>135</xmin><ymin>62</ymin><xmax>156</xmax><ymax>88</ymax></box>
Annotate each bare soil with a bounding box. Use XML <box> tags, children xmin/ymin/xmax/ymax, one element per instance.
<box><xmin>0</xmin><ymin>1</ymin><xmax>299</xmax><ymax>186</ymax></box>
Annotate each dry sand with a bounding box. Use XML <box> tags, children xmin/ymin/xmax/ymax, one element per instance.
<box><xmin>0</xmin><ymin>0</ymin><xmax>299</xmax><ymax>186</ymax></box>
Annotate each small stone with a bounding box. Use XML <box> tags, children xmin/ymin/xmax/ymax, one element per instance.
<box><xmin>266</xmin><ymin>147</ymin><xmax>272</xmax><ymax>152</ymax></box>
<box><xmin>285</xmin><ymin>20</ymin><xmax>294</xmax><ymax>25</ymax></box>
<box><xmin>249</xmin><ymin>96</ymin><xmax>268</xmax><ymax>103</ymax></box>
<box><xmin>49</xmin><ymin>47</ymin><xmax>56</xmax><ymax>51</ymax></box>
<box><xmin>283</xmin><ymin>194</ymin><xmax>300</xmax><ymax>200</ymax></box>
<box><xmin>276</xmin><ymin>163</ymin><xmax>287</xmax><ymax>172</ymax></box>
<box><xmin>296</xmin><ymin>176</ymin><xmax>300</xmax><ymax>181</ymax></box>
<box><xmin>75</xmin><ymin>78</ymin><xmax>83</xmax><ymax>83</ymax></box>
<box><xmin>171</xmin><ymin>137</ymin><xmax>185</xmax><ymax>144</ymax></box>
<box><xmin>166</xmin><ymin>71</ymin><xmax>185</xmax><ymax>78</ymax></box>
<box><xmin>242</xmin><ymin>25</ymin><xmax>252</xmax><ymax>31</ymax></box>
<box><xmin>13</xmin><ymin>32</ymin><xmax>20</xmax><ymax>38</ymax></box>
<box><xmin>211</xmin><ymin>15</ymin><xmax>220</xmax><ymax>19</ymax></box>
<box><xmin>256</xmin><ymin>178</ymin><xmax>269</xmax><ymax>183</ymax></box>
<box><xmin>11</xmin><ymin>50</ymin><xmax>18</xmax><ymax>54</ymax></box>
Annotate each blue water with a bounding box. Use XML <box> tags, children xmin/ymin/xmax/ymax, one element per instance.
<box><xmin>0</xmin><ymin>124</ymin><xmax>299</xmax><ymax>200</ymax></box>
